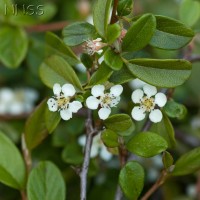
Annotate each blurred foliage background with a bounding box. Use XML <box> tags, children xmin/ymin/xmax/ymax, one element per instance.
<box><xmin>0</xmin><ymin>0</ymin><xmax>200</xmax><ymax>199</ymax></box>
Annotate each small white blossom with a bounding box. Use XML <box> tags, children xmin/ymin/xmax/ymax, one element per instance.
<box><xmin>84</xmin><ymin>38</ymin><xmax>106</xmax><ymax>56</ymax></box>
<box><xmin>131</xmin><ymin>84</ymin><xmax>167</xmax><ymax>123</ymax></box>
<box><xmin>47</xmin><ymin>83</ymin><xmax>82</xmax><ymax>121</ymax></box>
<box><xmin>86</xmin><ymin>85</ymin><xmax>123</xmax><ymax>120</ymax></box>
<box><xmin>78</xmin><ymin>134</ymin><xmax>112</xmax><ymax>161</ymax></box>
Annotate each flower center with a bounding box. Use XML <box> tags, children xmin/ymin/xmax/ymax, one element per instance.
<box><xmin>141</xmin><ymin>97</ymin><xmax>155</xmax><ymax>112</ymax></box>
<box><xmin>100</xmin><ymin>93</ymin><xmax>112</xmax><ymax>107</ymax></box>
<box><xmin>56</xmin><ymin>96</ymin><xmax>70</xmax><ymax>110</ymax></box>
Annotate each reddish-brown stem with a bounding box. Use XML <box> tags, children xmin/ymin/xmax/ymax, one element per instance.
<box><xmin>141</xmin><ymin>170</ymin><xmax>168</xmax><ymax>200</ymax></box>
<box><xmin>20</xmin><ymin>191</ymin><xmax>28</xmax><ymax>200</ymax></box>
<box><xmin>26</xmin><ymin>21</ymin><xmax>68</xmax><ymax>33</ymax></box>
<box><xmin>111</xmin><ymin>0</ymin><xmax>119</xmax><ymax>24</ymax></box>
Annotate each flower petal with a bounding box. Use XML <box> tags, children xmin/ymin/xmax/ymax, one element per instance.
<box><xmin>110</xmin><ymin>96</ymin><xmax>120</xmax><ymax>107</ymax></box>
<box><xmin>86</xmin><ymin>96</ymin><xmax>100</xmax><ymax>110</ymax></box>
<box><xmin>60</xmin><ymin>109</ymin><xmax>72</xmax><ymax>120</ymax></box>
<box><xmin>98</xmin><ymin>108</ymin><xmax>111</xmax><ymax>120</ymax></box>
<box><xmin>143</xmin><ymin>84</ymin><xmax>157</xmax><ymax>97</ymax></box>
<box><xmin>78</xmin><ymin>135</ymin><xmax>86</xmax><ymax>146</ymax></box>
<box><xmin>129</xmin><ymin>78</ymin><xmax>146</xmax><ymax>89</ymax></box>
<box><xmin>62</xmin><ymin>84</ymin><xmax>76</xmax><ymax>97</ymax></box>
<box><xmin>53</xmin><ymin>83</ymin><xmax>61</xmax><ymax>96</ymax></box>
<box><xmin>47</xmin><ymin>98</ymin><xmax>58</xmax><ymax>112</ymax></box>
<box><xmin>155</xmin><ymin>93</ymin><xmax>167</xmax><ymax>107</ymax></box>
<box><xmin>90</xmin><ymin>146</ymin><xmax>99</xmax><ymax>158</ymax></box>
<box><xmin>110</xmin><ymin>85</ymin><xmax>123</xmax><ymax>96</ymax></box>
<box><xmin>69</xmin><ymin>101</ymin><xmax>82</xmax><ymax>113</ymax></box>
<box><xmin>100</xmin><ymin>146</ymin><xmax>112</xmax><ymax>161</ymax></box>
<box><xmin>91</xmin><ymin>85</ymin><xmax>105</xmax><ymax>97</ymax></box>
<box><xmin>131</xmin><ymin>89</ymin><xmax>144</xmax><ymax>103</ymax></box>
<box><xmin>149</xmin><ymin>109</ymin><xmax>163</xmax><ymax>123</ymax></box>
<box><xmin>131</xmin><ymin>106</ymin><xmax>146</xmax><ymax>121</ymax></box>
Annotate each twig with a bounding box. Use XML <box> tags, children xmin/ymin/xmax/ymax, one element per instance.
<box><xmin>111</xmin><ymin>0</ymin><xmax>119</xmax><ymax>24</ymax></box>
<box><xmin>26</xmin><ymin>21</ymin><xmax>68</xmax><ymax>33</ymax></box>
<box><xmin>21</xmin><ymin>134</ymin><xmax>32</xmax><ymax>174</ymax></box>
<box><xmin>80</xmin><ymin>110</ymin><xmax>97</xmax><ymax>200</ymax></box>
<box><xmin>21</xmin><ymin>134</ymin><xmax>32</xmax><ymax>200</ymax></box>
<box><xmin>141</xmin><ymin>170</ymin><xmax>168</xmax><ymax>200</ymax></box>
<box><xmin>188</xmin><ymin>55</ymin><xmax>200</xmax><ymax>63</ymax></box>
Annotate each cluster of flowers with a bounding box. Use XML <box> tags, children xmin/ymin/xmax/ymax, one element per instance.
<box><xmin>0</xmin><ymin>88</ymin><xmax>38</xmax><ymax>115</ymax></box>
<box><xmin>47</xmin><ymin>83</ymin><xmax>167</xmax><ymax>123</ymax></box>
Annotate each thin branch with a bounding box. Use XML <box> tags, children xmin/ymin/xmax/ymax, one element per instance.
<box><xmin>80</xmin><ymin>110</ymin><xmax>97</xmax><ymax>200</ymax></box>
<box><xmin>141</xmin><ymin>170</ymin><xmax>168</xmax><ymax>200</ymax></box>
<box><xmin>188</xmin><ymin>55</ymin><xmax>200</xmax><ymax>63</ymax></box>
<box><xmin>111</xmin><ymin>0</ymin><xmax>119</xmax><ymax>24</ymax></box>
<box><xmin>26</xmin><ymin>21</ymin><xmax>68</xmax><ymax>33</ymax></box>
<box><xmin>21</xmin><ymin>134</ymin><xmax>32</xmax><ymax>200</ymax></box>
<box><xmin>22</xmin><ymin>134</ymin><xmax>32</xmax><ymax>174</ymax></box>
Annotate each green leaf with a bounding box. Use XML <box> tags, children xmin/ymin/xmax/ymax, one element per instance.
<box><xmin>150</xmin><ymin>113</ymin><xmax>176</xmax><ymax>149</ymax></box>
<box><xmin>164</xmin><ymin>100</ymin><xmax>187</xmax><ymax>120</ymax></box>
<box><xmin>27</xmin><ymin>161</ymin><xmax>66</xmax><ymax>200</ymax></box>
<box><xmin>25</xmin><ymin>100</ymin><xmax>48</xmax><ymax>150</ymax></box>
<box><xmin>88</xmin><ymin>62</ymin><xmax>113</xmax><ymax>86</ymax></box>
<box><xmin>173</xmin><ymin>147</ymin><xmax>200</xmax><ymax>176</ymax></box>
<box><xmin>104</xmin><ymin>48</ymin><xmax>123</xmax><ymax>70</ymax></box>
<box><xmin>150</xmin><ymin>15</ymin><xmax>194</xmax><ymax>50</ymax></box>
<box><xmin>62</xmin><ymin>143</ymin><xmax>83</xmax><ymax>165</ymax></box>
<box><xmin>106</xmin><ymin>23</ymin><xmax>121</xmax><ymax>44</ymax></box>
<box><xmin>180</xmin><ymin>0</ymin><xmax>200</xmax><ymax>27</ymax></box>
<box><xmin>80</xmin><ymin>53</ymin><xmax>93</xmax><ymax>69</ymax></box>
<box><xmin>45</xmin><ymin>32</ymin><xmax>80</xmax><ymax>66</ymax></box>
<box><xmin>0</xmin><ymin>0</ymin><xmax>13</xmax><ymax>18</ymax></box>
<box><xmin>126</xmin><ymin>132</ymin><xmax>168</xmax><ymax>157</ymax></box>
<box><xmin>101</xmin><ymin>129</ymin><xmax>119</xmax><ymax>148</ymax></box>
<box><xmin>162</xmin><ymin>151</ymin><xmax>174</xmax><ymax>170</ymax></box>
<box><xmin>0</xmin><ymin>132</ymin><xmax>26</xmax><ymax>189</ymax></box>
<box><xmin>104</xmin><ymin>114</ymin><xmax>135</xmax><ymax>136</ymax></box>
<box><xmin>62</xmin><ymin>22</ymin><xmax>97</xmax><ymax>46</ymax></box>
<box><xmin>119</xmin><ymin>161</ymin><xmax>144</xmax><ymax>200</ymax></box>
<box><xmin>39</xmin><ymin>55</ymin><xmax>83</xmax><ymax>91</ymax></box>
<box><xmin>117</xmin><ymin>0</ymin><xmax>133</xmax><ymax>16</ymax></box>
<box><xmin>45</xmin><ymin>108</ymin><xmax>61</xmax><ymax>134</ymax></box>
<box><xmin>122</xmin><ymin>14</ymin><xmax>156</xmax><ymax>52</ymax></box>
<box><xmin>126</xmin><ymin>59</ymin><xmax>192</xmax><ymax>88</ymax></box>
<box><xmin>109</xmin><ymin>65</ymin><xmax>134</xmax><ymax>84</ymax></box>
<box><xmin>0</xmin><ymin>26</ymin><xmax>28</xmax><ymax>68</ymax></box>
<box><xmin>93</xmin><ymin>0</ymin><xmax>112</xmax><ymax>37</ymax></box>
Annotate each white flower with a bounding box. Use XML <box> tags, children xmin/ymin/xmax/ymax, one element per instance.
<box><xmin>86</xmin><ymin>85</ymin><xmax>123</xmax><ymax>120</ymax></box>
<box><xmin>84</xmin><ymin>38</ymin><xmax>106</xmax><ymax>56</ymax></box>
<box><xmin>47</xmin><ymin>83</ymin><xmax>82</xmax><ymax>120</ymax></box>
<box><xmin>131</xmin><ymin>84</ymin><xmax>167</xmax><ymax>123</ymax></box>
<box><xmin>78</xmin><ymin>134</ymin><xmax>112</xmax><ymax>161</ymax></box>
<box><xmin>129</xmin><ymin>78</ymin><xmax>146</xmax><ymax>90</ymax></box>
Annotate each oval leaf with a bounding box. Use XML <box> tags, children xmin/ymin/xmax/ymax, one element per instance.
<box><xmin>45</xmin><ymin>32</ymin><xmax>80</xmax><ymax>65</ymax></box>
<box><xmin>180</xmin><ymin>0</ymin><xmax>200</xmax><ymax>27</ymax></box>
<box><xmin>104</xmin><ymin>48</ymin><xmax>123</xmax><ymax>70</ymax></box>
<box><xmin>62</xmin><ymin>22</ymin><xmax>97</xmax><ymax>46</ymax></box>
<box><xmin>0</xmin><ymin>26</ymin><xmax>28</xmax><ymax>68</ymax></box>
<box><xmin>119</xmin><ymin>161</ymin><xmax>144</xmax><ymax>200</ymax></box>
<box><xmin>126</xmin><ymin>59</ymin><xmax>192</xmax><ymax>88</ymax></box>
<box><xmin>126</xmin><ymin>132</ymin><xmax>168</xmax><ymax>157</ymax></box>
<box><xmin>88</xmin><ymin>62</ymin><xmax>113</xmax><ymax>86</ymax></box>
<box><xmin>104</xmin><ymin>114</ymin><xmax>135</xmax><ymax>136</ymax></box>
<box><xmin>117</xmin><ymin>0</ymin><xmax>133</xmax><ymax>16</ymax></box>
<box><xmin>101</xmin><ymin>129</ymin><xmax>119</xmax><ymax>148</ymax></box>
<box><xmin>122</xmin><ymin>14</ymin><xmax>156</xmax><ymax>52</ymax></box>
<box><xmin>39</xmin><ymin>55</ymin><xmax>83</xmax><ymax>91</ymax></box>
<box><xmin>173</xmin><ymin>147</ymin><xmax>200</xmax><ymax>176</ymax></box>
<box><xmin>150</xmin><ymin>113</ymin><xmax>176</xmax><ymax>148</ymax></box>
<box><xmin>25</xmin><ymin>100</ymin><xmax>48</xmax><ymax>150</ymax></box>
<box><xmin>106</xmin><ymin>23</ymin><xmax>121</xmax><ymax>44</ymax></box>
<box><xmin>93</xmin><ymin>0</ymin><xmax>112</xmax><ymax>37</ymax></box>
<box><xmin>27</xmin><ymin>161</ymin><xmax>66</xmax><ymax>200</ymax></box>
<box><xmin>0</xmin><ymin>132</ymin><xmax>26</xmax><ymax>189</ymax></box>
<box><xmin>150</xmin><ymin>15</ymin><xmax>194</xmax><ymax>50</ymax></box>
